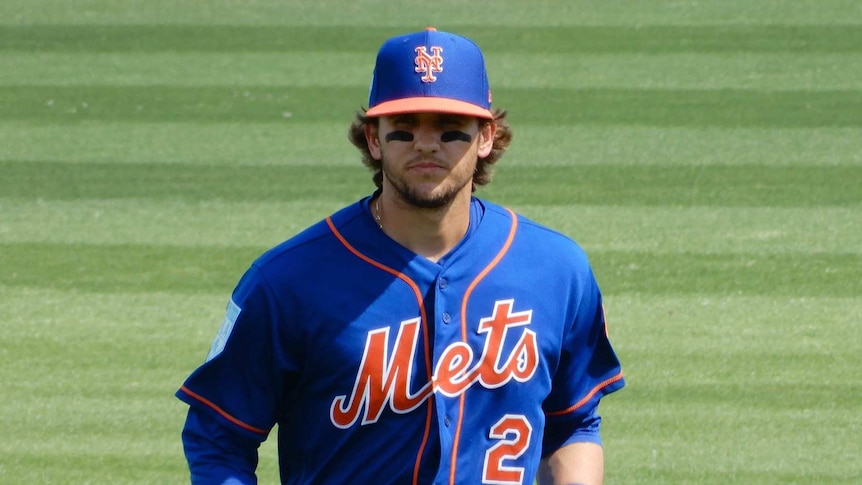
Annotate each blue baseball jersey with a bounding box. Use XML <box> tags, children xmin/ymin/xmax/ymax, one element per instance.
<box><xmin>177</xmin><ymin>196</ymin><xmax>624</xmax><ymax>485</ymax></box>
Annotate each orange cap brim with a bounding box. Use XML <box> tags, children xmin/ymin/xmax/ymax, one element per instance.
<box><xmin>366</xmin><ymin>97</ymin><xmax>493</xmax><ymax>119</ymax></box>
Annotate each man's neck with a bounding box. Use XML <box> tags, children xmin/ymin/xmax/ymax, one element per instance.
<box><xmin>376</xmin><ymin>192</ymin><xmax>471</xmax><ymax>263</ymax></box>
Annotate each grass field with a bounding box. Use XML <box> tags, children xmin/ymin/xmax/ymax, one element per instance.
<box><xmin>1</xmin><ymin>0</ymin><xmax>861</xmax><ymax>483</ymax></box>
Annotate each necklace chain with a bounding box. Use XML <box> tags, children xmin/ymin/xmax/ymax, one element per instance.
<box><xmin>374</xmin><ymin>198</ymin><xmax>383</xmax><ymax>229</ymax></box>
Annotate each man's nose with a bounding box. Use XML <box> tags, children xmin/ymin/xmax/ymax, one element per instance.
<box><xmin>412</xmin><ymin>124</ymin><xmax>441</xmax><ymax>152</ymax></box>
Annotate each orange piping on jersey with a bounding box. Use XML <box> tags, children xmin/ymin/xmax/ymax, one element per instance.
<box><xmin>449</xmin><ymin>208</ymin><xmax>519</xmax><ymax>485</ymax></box>
<box><xmin>416</xmin><ymin>395</ymin><xmax>434</xmax><ymax>485</ymax></box>
<box><xmin>326</xmin><ymin>217</ymin><xmax>433</xmax><ymax>485</ymax></box>
<box><xmin>180</xmin><ymin>385</ymin><xmax>269</xmax><ymax>435</ymax></box>
<box><xmin>458</xmin><ymin>209</ymin><xmax>518</xmax><ymax>343</ymax></box>
<box><xmin>544</xmin><ymin>371</ymin><xmax>625</xmax><ymax>417</ymax></box>
<box><xmin>325</xmin><ymin>217</ymin><xmax>431</xmax><ymax>372</ymax></box>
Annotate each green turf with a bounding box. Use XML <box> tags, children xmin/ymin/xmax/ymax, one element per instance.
<box><xmin>3</xmin><ymin>85</ymin><xmax>862</xmax><ymax>127</ymax></box>
<box><xmin>2</xmin><ymin>123</ymin><xmax>860</xmax><ymax>167</ymax></box>
<box><xmin>3</xmin><ymin>161</ymin><xmax>861</xmax><ymax>207</ymax></box>
<box><xmin>1</xmin><ymin>0</ymin><xmax>860</xmax><ymax>483</ymax></box>
<box><xmin>2</xmin><ymin>241</ymin><xmax>860</xmax><ymax>297</ymax></box>
<box><xmin>602</xmin><ymin>294</ymin><xmax>862</xmax><ymax>484</ymax></box>
<box><xmin>3</xmin><ymin>24</ymin><xmax>862</xmax><ymax>53</ymax></box>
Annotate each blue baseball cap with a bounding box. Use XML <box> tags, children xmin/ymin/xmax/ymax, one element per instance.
<box><xmin>366</xmin><ymin>27</ymin><xmax>493</xmax><ymax>119</ymax></box>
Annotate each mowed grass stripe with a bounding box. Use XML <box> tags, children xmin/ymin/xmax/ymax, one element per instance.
<box><xmin>0</xmin><ymin>121</ymin><xmax>360</xmax><ymax>166</ymax></box>
<box><xmin>4</xmin><ymin>200</ymin><xmax>859</xmax><ymax>255</ymax></box>
<box><xmin>3</xmin><ymin>161</ymin><xmax>859</xmax><ymax>207</ymax></box>
<box><xmin>486</xmin><ymin>164</ymin><xmax>862</xmax><ymax>206</ymax></box>
<box><xmin>605</xmin><ymin>294</ymin><xmax>862</xmax><ymax>371</ymax></box>
<box><xmin>0</xmin><ymin>0</ymin><xmax>858</xmax><ymax>27</ymax></box>
<box><xmin>3</xmin><ymin>85</ymin><xmax>861</xmax><ymax>127</ymax></box>
<box><xmin>0</xmin><ymin>199</ymin><xmax>343</xmax><ymax>248</ymax></box>
<box><xmin>6</xmin><ymin>52</ymin><xmax>862</xmax><ymax>91</ymax></box>
<box><xmin>505</xmin><ymin>88</ymin><xmax>862</xmax><ymax>127</ymax></box>
<box><xmin>3</xmin><ymin>123</ymin><xmax>860</xmax><ymax>167</ymax></box>
<box><xmin>2</xmin><ymin>242</ymin><xmax>859</xmax><ymax>296</ymax></box>
<box><xmin>0</xmin><ymin>243</ymin><xmax>257</xmax><ymax>294</ymax></box>
<box><xmin>0</xmin><ymin>161</ymin><xmax>371</xmax><ymax>203</ymax></box>
<box><xmin>505</xmin><ymin>125</ymin><xmax>862</xmax><ymax>167</ymax></box>
<box><xmin>3</xmin><ymin>25</ymin><xmax>862</xmax><ymax>53</ymax></box>
<box><xmin>516</xmin><ymin>205</ymin><xmax>862</xmax><ymax>255</ymax></box>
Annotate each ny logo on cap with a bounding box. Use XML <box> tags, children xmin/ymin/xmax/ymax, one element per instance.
<box><xmin>414</xmin><ymin>46</ymin><xmax>443</xmax><ymax>82</ymax></box>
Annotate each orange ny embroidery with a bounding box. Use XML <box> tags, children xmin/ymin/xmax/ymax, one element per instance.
<box><xmin>414</xmin><ymin>46</ymin><xmax>443</xmax><ymax>82</ymax></box>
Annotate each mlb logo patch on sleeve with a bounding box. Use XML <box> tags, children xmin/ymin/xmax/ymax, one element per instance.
<box><xmin>206</xmin><ymin>298</ymin><xmax>242</xmax><ymax>362</ymax></box>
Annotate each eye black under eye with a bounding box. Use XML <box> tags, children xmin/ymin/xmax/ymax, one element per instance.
<box><xmin>441</xmin><ymin>131</ymin><xmax>472</xmax><ymax>143</ymax></box>
<box><xmin>384</xmin><ymin>130</ymin><xmax>473</xmax><ymax>143</ymax></box>
<box><xmin>385</xmin><ymin>131</ymin><xmax>414</xmax><ymax>142</ymax></box>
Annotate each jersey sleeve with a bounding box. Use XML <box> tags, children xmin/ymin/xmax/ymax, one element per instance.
<box><xmin>177</xmin><ymin>264</ymin><xmax>297</xmax><ymax>441</ymax></box>
<box><xmin>181</xmin><ymin>406</ymin><xmax>261</xmax><ymax>484</ymax></box>
<box><xmin>541</xmin><ymin>266</ymin><xmax>624</xmax><ymax>455</ymax></box>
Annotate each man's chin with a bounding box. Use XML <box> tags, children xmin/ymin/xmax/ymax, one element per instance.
<box><xmin>398</xmin><ymin>187</ymin><xmax>456</xmax><ymax>209</ymax></box>
<box><xmin>385</xmin><ymin>174</ymin><xmax>471</xmax><ymax>210</ymax></box>
<box><xmin>404</xmin><ymin>194</ymin><xmax>451</xmax><ymax>209</ymax></box>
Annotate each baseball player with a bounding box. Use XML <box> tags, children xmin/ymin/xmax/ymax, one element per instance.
<box><xmin>177</xmin><ymin>28</ymin><xmax>624</xmax><ymax>485</ymax></box>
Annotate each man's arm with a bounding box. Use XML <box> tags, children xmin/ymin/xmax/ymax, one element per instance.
<box><xmin>536</xmin><ymin>441</ymin><xmax>604</xmax><ymax>485</ymax></box>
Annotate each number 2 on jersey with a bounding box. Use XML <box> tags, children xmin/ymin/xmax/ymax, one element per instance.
<box><xmin>482</xmin><ymin>414</ymin><xmax>533</xmax><ymax>484</ymax></box>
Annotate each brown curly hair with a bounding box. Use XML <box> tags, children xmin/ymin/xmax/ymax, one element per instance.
<box><xmin>347</xmin><ymin>109</ymin><xmax>513</xmax><ymax>190</ymax></box>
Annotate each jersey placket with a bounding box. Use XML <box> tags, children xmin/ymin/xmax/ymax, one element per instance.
<box><xmin>429</xmin><ymin>269</ymin><xmax>464</xmax><ymax>485</ymax></box>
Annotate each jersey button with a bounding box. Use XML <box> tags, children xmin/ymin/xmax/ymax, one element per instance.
<box><xmin>438</xmin><ymin>278</ymin><xmax>448</xmax><ymax>289</ymax></box>
<box><xmin>442</xmin><ymin>312</ymin><xmax>451</xmax><ymax>324</ymax></box>
<box><xmin>444</xmin><ymin>416</ymin><xmax>451</xmax><ymax>427</ymax></box>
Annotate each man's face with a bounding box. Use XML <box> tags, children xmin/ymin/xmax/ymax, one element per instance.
<box><xmin>366</xmin><ymin>112</ymin><xmax>495</xmax><ymax>209</ymax></box>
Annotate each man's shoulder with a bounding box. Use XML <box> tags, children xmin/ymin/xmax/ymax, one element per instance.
<box><xmin>253</xmin><ymin>201</ymin><xmax>366</xmax><ymax>269</ymax></box>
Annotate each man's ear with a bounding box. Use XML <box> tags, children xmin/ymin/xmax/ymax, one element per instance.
<box><xmin>365</xmin><ymin>123</ymin><xmax>382</xmax><ymax>160</ymax></box>
<box><xmin>477</xmin><ymin>121</ymin><xmax>497</xmax><ymax>158</ymax></box>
